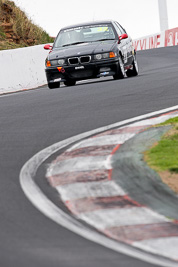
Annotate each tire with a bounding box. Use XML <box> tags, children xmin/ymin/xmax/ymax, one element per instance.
<box><xmin>48</xmin><ymin>82</ymin><xmax>60</xmax><ymax>89</ymax></box>
<box><xmin>126</xmin><ymin>55</ymin><xmax>138</xmax><ymax>77</ymax></box>
<box><xmin>64</xmin><ymin>80</ymin><xmax>76</xmax><ymax>86</ymax></box>
<box><xmin>113</xmin><ymin>57</ymin><xmax>125</xmax><ymax>80</ymax></box>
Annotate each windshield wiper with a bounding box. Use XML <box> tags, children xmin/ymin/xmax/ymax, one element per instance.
<box><xmin>94</xmin><ymin>38</ymin><xmax>116</xmax><ymax>42</ymax></box>
<box><xmin>62</xmin><ymin>41</ymin><xmax>86</xmax><ymax>47</ymax></box>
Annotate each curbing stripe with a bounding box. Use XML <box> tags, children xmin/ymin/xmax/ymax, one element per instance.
<box><xmin>47</xmin><ymin>155</ymin><xmax>110</xmax><ymax>176</ymax></box>
<box><xmin>20</xmin><ymin>105</ymin><xmax>178</xmax><ymax>267</ymax></box>
<box><xmin>95</xmin><ymin>125</ymin><xmax>148</xmax><ymax>137</ymax></box>
<box><xmin>133</xmin><ymin>237</ymin><xmax>178</xmax><ymax>261</ymax></box>
<box><xmin>77</xmin><ymin>207</ymin><xmax>170</xmax><ymax>230</ymax></box>
<box><xmin>67</xmin><ymin>133</ymin><xmax>135</xmax><ymax>151</ymax></box>
<box><xmin>65</xmin><ymin>195</ymin><xmax>141</xmax><ymax>214</ymax></box>
<box><xmin>47</xmin><ymin>108</ymin><xmax>178</xmax><ymax>262</ymax></box>
<box><xmin>56</xmin><ymin>180</ymin><xmax>126</xmax><ymax>201</ymax></box>
<box><xmin>127</xmin><ymin>112</ymin><xmax>178</xmax><ymax>128</ymax></box>
<box><xmin>54</xmin><ymin>145</ymin><xmax>116</xmax><ymax>160</ymax></box>
<box><xmin>104</xmin><ymin>222</ymin><xmax>178</xmax><ymax>243</ymax></box>
<box><xmin>47</xmin><ymin>169</ymin><xmax>109</xmax><ymax>187</ymax></box>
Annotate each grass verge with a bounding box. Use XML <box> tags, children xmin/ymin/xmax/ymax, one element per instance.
<box><xmin>145</xmin><ymin>116</ymin><xmax>178</xmax><ymax>193</ymax></box>
<box><xmin>0</xmin><ymin>0</ymin><xmax>54</xmax><ymax>50</ymax></box>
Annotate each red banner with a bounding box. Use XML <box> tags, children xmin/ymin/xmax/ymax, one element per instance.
<box><xmin>133</xmin><ymin>27</ymin><xmax>178</xmax><ymax>51</ymax></box>
<box><xmin>165</xmin><ymin>28</ymin><xmax>178</xmax><ymax>46</ymax></box>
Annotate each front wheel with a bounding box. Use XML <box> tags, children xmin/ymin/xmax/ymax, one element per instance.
<box><xmin>113</xmin><ymin>57</ymin><xmax>125</xmax><ymax>80</ymax></box>
<box><xmin>48</xmin><ymin>82</ymin><xmax>60</xmax><ymax>89</ymax></box>
<box><xmin>64</xmin><ymin>80</ymin><xmax>76</xmax><ymax>86</ymax></box>
<box><xmin>126</xmin><ymin>55</ymin><xmax>138</xmax><ymax>77</ymax></box>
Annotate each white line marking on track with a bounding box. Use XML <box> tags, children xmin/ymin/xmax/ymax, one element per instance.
<box><xmin>19</xmin><ymin>105</ymin><xmax>178</xmax><ymax>267</ymax></box>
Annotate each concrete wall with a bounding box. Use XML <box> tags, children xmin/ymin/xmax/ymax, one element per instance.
<box><xmin>0</xmin><ymin>44</ymin><xmax>50</xmax><ymax>94</ymax></box>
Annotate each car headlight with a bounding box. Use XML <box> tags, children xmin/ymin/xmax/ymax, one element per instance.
<box><xmin>95</xmin><ymin>54</ymin><xmax>102</xmax><ymax>60</ymax></box>
<box><xmin>50</xmin><ymin>59</ymin><xmax>65</xmax><ymax>66</ymax></box>
<box><xmin>50</xmin><ymin>60</ymin><xmax>58</xmax><ymax>66</ymax></box>
<box><xmin>102</xmin><ymin>53</ymin><xmax>110</xmax><ymax>59</ymax></box>
<box><xmin>58</xmin><ymin>59</ymin><xmax>65</xmax><ymax>65</ymax></box>
<box><xmin>94</xmin><ymin>52</ymin><xmax>116</xmax><ymax>60</ymax></box>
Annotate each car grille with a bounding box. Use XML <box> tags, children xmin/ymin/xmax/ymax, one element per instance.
<box><xmin>68</xmin><ymin>56</ymin><xmax>91</xmax><ymax>65</ymax></box>
<box><xmin>68</xmin><ymin>57</ymin><xmax>79</xmax><ymax>65</ymax></box>
<box><xmin>80</xmin><ymin>56</ymin><xmax>91</xmax><ymax>63</ymax></box>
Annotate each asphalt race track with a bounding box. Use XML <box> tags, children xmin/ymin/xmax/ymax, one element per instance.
<box><xmin>0</xmin><ymin>45</ymin><xmax>178</xmax><ymax>267</ymax></box>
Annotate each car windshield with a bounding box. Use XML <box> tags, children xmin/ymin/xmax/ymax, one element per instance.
<box><xmin>54</xmin><ymin>24</ymin><xmax>116</xmax><ymax>48</ymax></box>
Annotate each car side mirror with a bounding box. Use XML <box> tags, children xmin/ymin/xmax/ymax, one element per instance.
<box><xmin>118</xmin><ymin>33</ymin><xmax>128</xmax><ymax>43</ymax></box>
<box><xmin>44</xmin><ymin>44</ymin><xmax>53</xmax><ymax>50</ymax></box>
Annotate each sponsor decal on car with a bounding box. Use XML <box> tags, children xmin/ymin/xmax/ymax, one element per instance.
<box><xmin>75</xmin><ymin>66</ymin><xmax>85</xmax><ymax>70</ymax></box>
<box><xmin>54</xmin><ymin>78</ymin><xmax>62</xmax><ymax>82</ymax></box>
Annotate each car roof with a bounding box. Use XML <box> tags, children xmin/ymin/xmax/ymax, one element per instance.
<box><xmin>60</xmin><ymin>20</ymin><xmax>115</xmax><ymax>31</ymax></box>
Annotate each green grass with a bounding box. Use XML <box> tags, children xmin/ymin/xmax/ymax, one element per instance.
<box><xmin>146</xmin><ymin>116</ymin><xmax>178</xmax><ymax>173</ymax></box>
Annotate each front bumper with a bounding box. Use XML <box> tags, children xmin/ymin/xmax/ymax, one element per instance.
<box><xmin>45</xmin><ymin>59</ymin><xmax>119</xmax><ymax>83</ymax></box>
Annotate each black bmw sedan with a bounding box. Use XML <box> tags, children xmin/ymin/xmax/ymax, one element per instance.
<box><xmin>44</xmin><ymin>20</ymin><xmax>138</xmax><ymax>89</ymax></box>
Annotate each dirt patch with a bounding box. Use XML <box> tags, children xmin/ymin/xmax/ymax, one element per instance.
<box><xmin>0</xmin><ymin>0</ymin><xmax>54</xmax><ymax>50</ymax></box>
<box><xmin>164</xmin><ymin>124</ymin><xmax>178</xmax><ymax>138</ymax></box>
<box><xmin>158</xmin><ymin>171</ymin><xmax>178</xmax><ymax>194</ymax></box>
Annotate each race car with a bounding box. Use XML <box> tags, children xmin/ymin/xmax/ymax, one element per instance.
<box><xmin>44</xmin><ymin>20</ymin><xmax>138</xmax><ymax>89</ymax></box>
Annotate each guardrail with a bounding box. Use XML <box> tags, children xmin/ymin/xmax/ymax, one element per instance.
<box><xmin>133</xmin><ymin>27</ymin><xmax>178</xmax><ymax>51</ymax></box>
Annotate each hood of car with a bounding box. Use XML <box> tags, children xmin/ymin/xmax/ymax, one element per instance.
<box><xmin>49</xmin><ymin>40</ymin><xmax>117</xmax><ymax>60</ymax></box>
